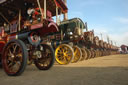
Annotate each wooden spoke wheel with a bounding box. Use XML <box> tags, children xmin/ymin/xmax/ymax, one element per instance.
<box><xmin>72</xmin><ymin>46</ymin><xmax>82</xmax><ymax>63</ymax></box>
<box><xmin>2</xmin><ymin>40</ymin><xmax>28</xmax><ymax>76</ymax></box>
<box><xmin>34</xmin><ymin>44</ymin><xmax>55</xmax><ymax>70</ymax></box>
<box><xmin>55</xmin><ymin>44</ymin><xmax>74</xmax><ymax>65</ymax></box>
<box><xmin>80</xmin><ymin>48</ymin><xmax>87</xmax><ymax>61</ymax></box>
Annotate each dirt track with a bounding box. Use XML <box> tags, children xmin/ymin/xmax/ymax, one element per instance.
<box><xmin>0</xmin><ymin>54</ymin><xmax>128</xmax><ymax>85</ymax></box>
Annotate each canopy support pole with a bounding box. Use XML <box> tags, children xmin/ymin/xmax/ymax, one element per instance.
<box><xmin>18</xmin><ymin>10</ymin><xmax>21</xmax><ymax>31</ymax></box>
<box><xmin>56</xmin><ymin>6</ymin><xmax>59</xmax><ymax>25</ymax></box>
<box><xmin>44</xmin><ymin>0</ymin><xmax>46</xmax><ymax>19</ymax></box>
<box><xmin>63</xmin><ymin>0</ymin><xmax>68</xmax><ymax>20</ymax></box>
<box><xmin>0</xmin><ymin>12</ymin><xmax>10</xmax><ymax>24</ymax></box>
<box><xmin>37</xmin><ymin>0</ymin><xmax>44</xmax><ymax>19</ymax></box>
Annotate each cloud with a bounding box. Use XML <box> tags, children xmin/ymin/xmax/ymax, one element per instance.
<box><xmin>109</xmin><ymin>32</ymin><xmax>128</xmax><ymax>46</ymax></box>
<box><xmin>114</xmin><ymin>17</ymin><xmax>128</xmax><ymax>24</ymax></box>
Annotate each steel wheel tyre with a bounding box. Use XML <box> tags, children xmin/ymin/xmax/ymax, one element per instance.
<box><xmin>2</xmin><ymin>39</ymin><xmax>28</xmax><ymax>76</ymax></box>
<box><xmin>80</xmin><ymin>48</ymin><xmax>87</xmax><ymax>61</ymax></box>
<box><xmin>55</xmin><ymin>44</ymin><xmax>74</xmax><ymax>65</ymax></box>
<box><xmin>34</xmin><ymin>44</ymin><xmax>55</xmax><ymax>70</ymax></box>
<box><xmin>72</xmin><ymin>46</ymin><xmax>82</xmax><ymax>63</ymax></box>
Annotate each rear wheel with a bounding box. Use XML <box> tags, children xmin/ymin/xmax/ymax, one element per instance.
<box><xmin>93</xmin><ymin>50</ymin><xmax>96</xmax><ymax>58</ymax></box>
<box><xmin>72</xmin><ymin>46</ymin><xmax>82</xmax><ymax>63</ymax></box>
<box><xmin>90</xmin><ymin>50</ymin><xmax>95</xmax><ymax>58</ymax></box>
<box><xmin>55</xmin><ymin>44</ymin><xmax>74</xmax><ymax>65</ymax></box>
<box><xmin>2</xmin><ymin>39</ymin><xmax>28</xmax><ymax>76</ymax></box>
<box><xmin>80</xmin><ymin>48</ymin><xmax>87</xmax><ymax>61</ymax></box>
<box><xmin>34</xmin><ymin>44</ymin><xmax>55</xmax><ymax>70</ymax></box>
<box><xmin>85</xmin><ymin>48</ymin><xmax>91</xmax><ymax>59</ymax></box>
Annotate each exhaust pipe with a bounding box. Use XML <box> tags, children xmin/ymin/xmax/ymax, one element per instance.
<box><xmin>85</xmin><ymin>22</ymin><xmax>88</xmax><ymax>31</ymax></box>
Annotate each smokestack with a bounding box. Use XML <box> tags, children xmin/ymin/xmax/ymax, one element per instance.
<box><xmin>115</xmin><ymin>42</ymin><xmax>117</xmax><ymax>46</ymax></box>
<box><xmin>92</xmin><ymin>29</ymin><xmax>94</xmax><ymax>33</ymax></box>
<box><xmin>85</xmin><ymin>22</ymin><xmax>88</xmax><ymax>31</ymax></box>
<box><xmin>107</xmin><ymin>35</ymin><xmax>109</xmax><ymax>44</ymax></box>
<box><xmin>63</xmin><ymin>0</ymin><xmax>68</xmax><ymax>20</ymax></box>
<box><xmin>111</xmin><ymin>40</ymin><xmax>113</xmax><ymax>45</ymax></box>
<box><xmin>100</xmin><ymin>33</ymin><xmax>103</xmax><ymax>40</ymax></box>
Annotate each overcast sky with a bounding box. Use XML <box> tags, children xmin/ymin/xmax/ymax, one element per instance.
<box><xmin>67</xmin><ymin>0</ymin><xmax>128</xmax><ymax>46</ymax></box>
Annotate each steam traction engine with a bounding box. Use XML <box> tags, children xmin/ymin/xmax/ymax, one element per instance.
<box><xmin>0</xmin><ymin>0</ymin><xmax>68</xmax><ymax>76</ymax></box>
<box><xmin>83</xmin><ymin>31</ymin><xmax>96</xmax><ymax>59</ymax></box>
<box><xmin>52</xmin><ymin>18</ymin><xmax>86</xmax><ymax>64</ymax></box>
<box><xmin>93</xmin><ymin>36</ymin><xmax>101</xmax><ymax>57</ymax></box>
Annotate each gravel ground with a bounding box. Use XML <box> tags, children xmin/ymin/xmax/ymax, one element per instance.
<box><xmin>0</xmin><ymin>54</ymin><xmax>128</xmax><ymax>85</ymax></box>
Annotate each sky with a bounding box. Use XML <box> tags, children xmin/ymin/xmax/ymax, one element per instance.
<box><xmin>67</xmin><ymin>0</ymin><xmax>128</xmax><ymax>46</ymax></box>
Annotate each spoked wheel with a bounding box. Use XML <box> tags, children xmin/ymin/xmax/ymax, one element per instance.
<box><xmin>85</xmin><ymin>48</ymin><xmax>91</xmax><ymax>59</ymax></box>
<box><xmin>34</xmin><ymin>44</ymin><xmax>55</xmax><ymax>70</ymax></box>
<box><xmin>80</xmin><ymin>48</ymin><xmax>87</xmax><ymax>61</ymax></box>
<box><xmin>2</xmin><ymin>39</ymin><xmax>28</xmax><ymax>76</ymax></box>
<box><xmin>55</xmin><ymin>44</ymin><xmax>74</xmax><ymax>65</ymax></box>
<box><xmin>72</xmin><ymin>46</ymin><xmax>82</xmax><ymax>63</ymax></box>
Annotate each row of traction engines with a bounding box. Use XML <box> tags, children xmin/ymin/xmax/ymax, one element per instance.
<box><xmin>0</xmin><ymin>0</ymin><xmax>119</xmax><ymax>76</ymax></box>
<box><xmin>53</xmin><ymin>18</ymin><xmax>119</xmax><ymax>65</ymax></box>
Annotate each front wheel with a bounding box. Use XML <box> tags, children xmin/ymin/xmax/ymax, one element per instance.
<box><xmin>80</xmin><ymin>48</ymin><xmax>87</xmax><ymax>61</ymax></box>
<box><xmin>72</xmin><ymin>46</ymin><xmax>82</xmax><ymax>63</ymax></box>
<box><xmin>55</xmin><ymin>44</ymin><xmax>74</xmax><ymax>65</ymax></box>
<box><xmin>34</xmin><ymin>44</ymin><xmax>55</xmax><ymax>70</ymax></box>
<box><xmin>85</xmin><ymin>48</ymin><xmax>91</xmax><ymax>59</ymax></box>
<box><xmin>2</xmin><ymin>39</ymin><xmax>28</xmax><ymax>76</ymax></box>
